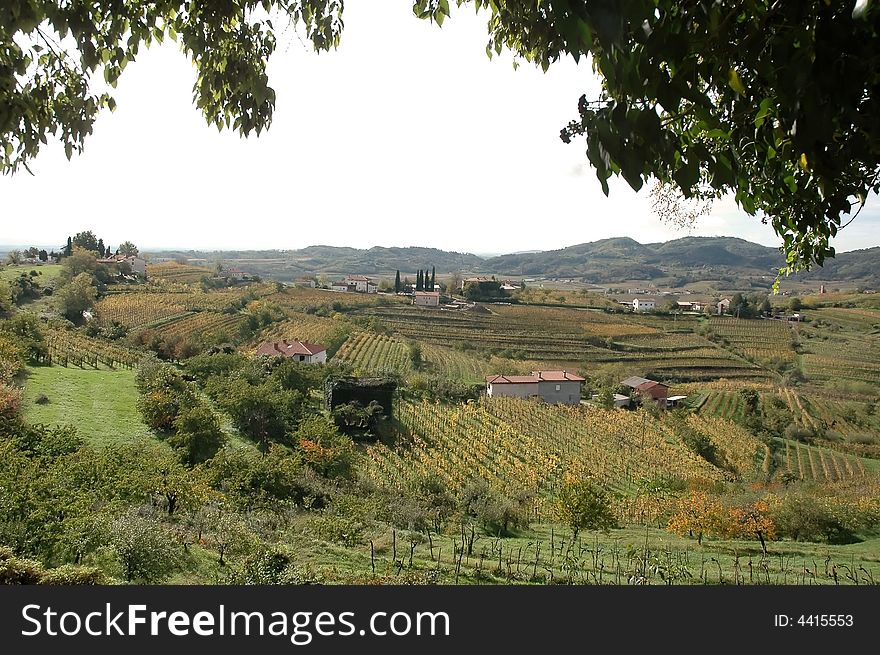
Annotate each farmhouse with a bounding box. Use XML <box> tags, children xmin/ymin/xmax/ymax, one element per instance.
<box><xmin>331</xmin><ymin>281</ymin><xmax>358</xmax><ymax>293</ymax></box>
<box><xmin>620</xmin><ymin>376</ymin><xmax>670</xmax><ymax>407</ymax></box>
<box><xmin>97</xmin><ymin>254</ymin><xmax>147</xmax><ymax>277</ymax></box>
<box><xmin>295</xmin><ymin>277</ymin><xmax>317</xmax><ymax>288</ymax></box>
<box><xmin>632</xmin><ymin>299</ymin><xmax>656</xmax><ymax>312</ymax></box>
<box><xmin>344</xmin><ymin>275</ymin><xmax>378</xmax><ymax>293</ymax></box>
<box><xmin>716</xmin><ymin>298</ymin><xmax>731</xmax><ymax>315</ymax></box>
<box><xmin>486</xmin><ymin>370</ymin><xmax>585</xmax><ymax>405</ymax></box>
<box><xmin>219</xmin><ymin>267</ymin><xmax>245</xmax><ymax>280</ymax></box>
<box><xmin>255</xmin><ymin>339</ymin><xmax>327</xmax><ymax>363</ymax></box>
<box><xmin>413</xmin><ymin>291</ymin><xmax>441</xmax><ymax>307</ymax></box>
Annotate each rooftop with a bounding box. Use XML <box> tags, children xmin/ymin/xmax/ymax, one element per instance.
<box><xmin>256</xmin><ymin>339</ymin><xmax>326</xmax><ymax>358</ymax></box>
<box><xmin>487</xmin><ymin>370</ymin><xmax>586</xmax><ymax>384</ymax></box>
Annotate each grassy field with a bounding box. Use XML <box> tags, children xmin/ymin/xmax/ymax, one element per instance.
<box><xmin>22</xmin><ymin>365</ymin><xmax>154</xmax><ymax>446</ymax></box>
<box><xmin>0</xmin><ymin>263</ymin><xmax>63</xmax><ymax>282</ymax></box>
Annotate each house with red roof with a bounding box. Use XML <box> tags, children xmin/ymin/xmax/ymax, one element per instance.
<box><xmin>485</xmin><ymin>370</ymin><xmax>585</xmax><ymax>405</ymax></box>
<box><xmin>620</xmin><ymin>376</ymin><xmax>669</xmax><ymax>407</ymax></box>
<box><xmin>255</xmin><ymin>339</ymin><xmax>327</xmax><ymax>364</ymax></box>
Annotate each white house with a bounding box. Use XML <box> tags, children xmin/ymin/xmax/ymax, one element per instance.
<box><xmin>331</xmin><ymin>281</ymin><xmax>357</xmax><ymax>292</ymax></box>
<box><xmin>717</xmin><ymin>298</ymin><xmax>731</xmax><ymax>315</ymax></box>
<box><xmin>413</xmin><ymin>291</ymin><xmax>441</xmax><ymax>307</ymax></box>
<box><xmin>344</xmin><ymin>275</ymin><xmax>378</xmax><ymax>293</ymax></box>
<box><xmin>98</xmin><ymin>254</ymin><xmax>147</xmax><ymax>277</ymax></box>
<box><xmin>255</xmin><ymin>340</ymin><xmax>327</xmax><ymax>364</ymax></box>
<box><xmin>632</xmin><ymin>299</ymin><xmax>656</xmax><ymax>312</ymax></box>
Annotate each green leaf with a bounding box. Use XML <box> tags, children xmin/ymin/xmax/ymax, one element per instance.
<box><xmin>783</xmin><ymin>175</ymin><xmax>797</xmax><ymax>193</ymax></box>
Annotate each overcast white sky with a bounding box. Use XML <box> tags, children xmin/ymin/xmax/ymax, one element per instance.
<box><xmin>2</xmin><ymin>2</ymin><xmax>878</xmax><ymax>255</ymax></box>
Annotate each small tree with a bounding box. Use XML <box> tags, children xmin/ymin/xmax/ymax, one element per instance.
<box><xmin>596</xmin><ymin>386</ymin><xmax>615</xmax><ymax>410</ymax></box>
<box><xmin>666</xmin><ymin>491</ymin><xmax>727</xmax><ymax>545</ymax></box>
<box><xmin>118</xmin><ymin>241</ymin><xmax>139</xmax><ymax>256</ymax></box>
<box><xmin>169</xmin><ymin>404</ymin><xmax>226</xmax><ymax>466</ymax></box>
<box><xmin>726</xmin><ymin>501</ymin><xmax>775</xmax><ymax>555</ymax></box>
<box><xmin>295</xmin><ymin>416</ymin><xmax>355</xmax><ymax>479</ymax></box>
<box><xmin>105</xmin><ymin>510</ymin><xmax>178</xmax><ymax>583</ymax></box>
<box><xmin>555</xmin><ymin>479</ymin><xmax>617</xmax><ymax>542</ymax></box>
<box><xmin>55</xmin><ymin>272</ymin><xmax>97</xmax><ymax>322</ymax></box>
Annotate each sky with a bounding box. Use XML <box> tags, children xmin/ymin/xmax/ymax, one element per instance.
<box><xmin>2</xmin><ymin>2</ymin><xmax>878</xmax><ymax>256</ymax></box>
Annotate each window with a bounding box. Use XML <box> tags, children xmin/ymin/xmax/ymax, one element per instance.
<box><xmin>555</xmin><ymin>384</ymin><xmax>561</xmax><ymax>391</ymax></box>
<box><xmin>299</xmin><ymin>355</ymin><xmax>305</xmax><ymax>361</ymax></box>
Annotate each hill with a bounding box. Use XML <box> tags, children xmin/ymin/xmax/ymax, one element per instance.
<box><xmin>139</xmin><ymin>237</ymin><xmax>879</xmax><ymax>286</ymax></box>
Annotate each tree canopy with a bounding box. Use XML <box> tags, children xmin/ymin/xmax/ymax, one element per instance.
<box><xmin>3</xmin><ymin>1</ymin><xmax>878</xmax><ymax>273</ymax></box>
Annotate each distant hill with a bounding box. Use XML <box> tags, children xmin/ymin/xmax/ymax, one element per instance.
<box><xmin>140</xmin><ymin>237</ymin><xmax>880</xmax><ymax>286</ymax></box>
<box><xmin>480</xmin><ymin>236</ymin><xmax>783</xmax><ymax>282</ymax></box>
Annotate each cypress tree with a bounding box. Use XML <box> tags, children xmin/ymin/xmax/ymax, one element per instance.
<box><xmin>394</xmin><ymin>270</ymin><xmax>401</xmax><ymax>293</ymax></box>
<box><xmin>416</xmin><ymin>270</ymin><xmax>423</xmax><ymax>291</ymax></box>
<box><xmin>430</xmin><ymin>266</ymin><xmax>436</xmax><ymax>291</ymax></box>
<box><xmin>64</xmin><ymin>236</ymin><xmax>72</xmax><ymax>257</ymax></box>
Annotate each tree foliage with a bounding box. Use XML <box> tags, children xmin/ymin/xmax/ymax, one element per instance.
<box><xmin>555</xmin><ymin>478</ymin><xmax>617</xmax><ymax>541</ymax></box>
<box><xmin>1</xmin><ymin>0</ymin><xmax>344</xmax><ymax>174</ymax></box>
<box><xmin>417</xmin><ymin>0</ymin><xmax>879</xmax><ymax>274</ymax></box>
<box><xmin>54</xmin><ymin>272</ymin><xmax>97</xmax><ymax>322</ymax></box>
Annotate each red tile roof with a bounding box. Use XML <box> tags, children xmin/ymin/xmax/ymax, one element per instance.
<box><xmin>635</xmin><ymin>380</ymin><xmax>668</xmax><ymax>391</ymax></box>
<box><xmin>256</xmin><ymin>340</ymin><xmax>326</xmax><ymax>357</ymax></box>
<box><xmin>486</xmin><ymin>370</ymin><xmax>585</xmax><ymax>384</ymax></box>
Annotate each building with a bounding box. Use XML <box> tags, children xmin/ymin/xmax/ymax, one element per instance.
<box><xmin>97</xmin><ymin>254</ymin><xmax>147</xmax><ymax>277</ymax></box>
<box><xmin>220</xmin><ymin>267</ymin><xmax>245</xmax><ymax>280</ymax></box>
<box><xmin>591</xmin><ymin>392</ymin><xmax>631</xmax><ymax>408</ymax></box>
<box><xmin>295</xmin><ymin>277</ymin><xmax>317</xmax><ymax>288</ymax></box>
<box><xmin>344</xmin><ymin>275</ymin><xmax>378</xmax><ymax>293</ymax></box>
<box><xmin>461</xmin><ymin>276</ymin><xmax>495</xmax><ymax>290</ymax></box>
<box><xmin>255</xmin><ymin>339</ymin><xmax>327</xmax><ymax>364</ymax></box>
<box><xmin>331</xmin><ymin>281</ymin><xmax>358</xmax><ymax>293</ymax></box>
<box><xmin>716</xmin><ymin>298</ymin><xmax>731</xmax><ymax>315</ymax></box>
<box><xmin>620</xmin><ymin>376</ymin><xmax>670</xmax><ymax>407</ymax></box>
<box><xmin>325</xmin><ymin>377</ymin><xmax>397</xmax><ymax>419</ymax></box>
<box><xmin>413</xmin><ymin>291</ymin><xmax>440</xmax><ymax>307</ymax></box>
<box><xmin>632</xmin><ymin>299</ymin><xmax>656</xmax><ymax>312</ymax></box>
<box><xmin>666</xmin><ymin>395</ymin><xmax>688</xmax><ymax>408</ymax></box>
<box><xmin>486</xmin><ymin>370</ymin><xmax>585</xmax><ymax>405</ymax></box>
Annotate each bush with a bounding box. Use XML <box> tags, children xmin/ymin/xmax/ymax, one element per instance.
<box><xmin>771</xmin><ymin>495</ymin><xmax>857</xmax><ymax>544</ymax></box>
<box><xmin>0</xmin><ymin>547</ymin><xmax>45</xmax><ymax>584</ymax></box>
<box><xmin>784</xmin><ymin>424</ymin><xmax>818</xmax><ymax>442</ymax></box>
<box><xmin>39</xmin><ymin>564</ymin><xmax>113</xmax><ymax>585</ymax></box>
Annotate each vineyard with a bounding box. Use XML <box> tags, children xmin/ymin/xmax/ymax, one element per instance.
<box><xmin>364</xmin><ymin>397</ymin><xmax>751</xmax><ymax>517</ymax></box>
<box><xmin>146</xmin><ymin>262</ymin><xmax>212</xmax><ymax>284</ymax></box>
<box><xmin>333</xmin><ymin>332</ymin><xmax>413</xmax><ymax>375</ymax></box>
<box><xmin>251</xmin><ymin>313</ymin><xmax>349</xmax><ymax>352</ymax></box>
<box><xmin>778</xmin><ymin>438</ymin><xmax>871</xmax><ymax>482</ymax></box>
<box><xmin>707</xmin><ymin>317</ymin><xmax>797</xmax><ymax>366</ymax></box>
<box><xmin>265</xmin><ymin>288</ymin><xmax>405</xmax><ymax>313</ymax></box>
<box><xmin>95</xmin><ymin>289</ymin><xmax>262</xmax><ymax>328</ymax></box>
<box><xmin>42</xmin><ymin>328</ymin><xmax>144</xmax><ymax>369</ymax></box>
<box><xmin>357</xmin><ymin>304</ymin><xmax>767</xmax><ymax>382</ymax></box>
<box><xmin>148</xmin><ymin>311</ymin><xmax>247</xmax><ymax>344</ymax></box>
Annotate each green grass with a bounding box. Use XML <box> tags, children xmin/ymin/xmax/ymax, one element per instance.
<box><xmin>0</xmin><ymin>263</ymin><xmax>63</xmax><ymax>282</ymax></box>
<box><xmin>22</xmin><ymin>364</ymin><xmax>154</xmax><ymax>446</ymax></box>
